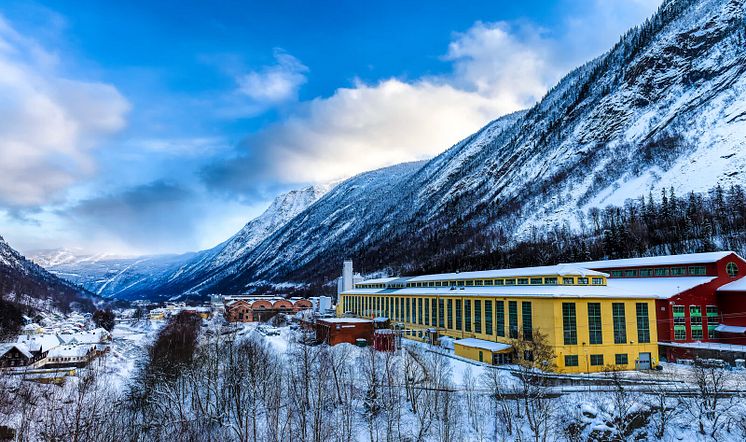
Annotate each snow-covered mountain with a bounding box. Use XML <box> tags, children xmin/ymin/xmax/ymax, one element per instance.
<box><xmin>167</xmin><ymin>0</ymin><xmax>746</xmax><ymax>294</ymax></box>
<box><xmin>0</xmin><ymin>235</ymin><xmax>97</xmax><ymax>312</ymax></box>
<box><xmin>30</xmin><ymin>184</ymin><xmax>332</xmax><ymax>299</ymax></box>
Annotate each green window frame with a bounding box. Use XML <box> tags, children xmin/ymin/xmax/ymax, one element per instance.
<box><xmin>475</xmin><ymin>280</ymin><xmax>483</xmax><ymax>286</ymax></box>
<box><xmin>485</xmin><ymin>300</ymin><xmax>493</xmax><ymax>335</ymax></box>
<box><xmin>509</xmin><ymin>301</ymin><xmax>518</xmax><ymax>339</ymax></box>
<box><xmin>496</xmin><ymin>301</ymin><xmax>505</xmax><ymax>337</ymax></box>
<box><xmin>564</xmin><ymin>355</ymin><xmax>578</xmax><ymax>367</ymax></box>
<box><xmin>562</xmin><ymin>302</ymin><xmax>577</xmax><ymax>345</ymax></box>
<box><xmin>590</xmin><ymin>354</ymin><xmax>604</xmax><ymax>366</ymax></box>
<box><xmin>474</xmin><ymin>300</ymin><xmax>482</xmax><ymax>333</ymax></box>
<box><xmin>530</xmin><ymin>278</ymin><xmax>542</xmax><ymax>285</ymax></box>
<box><xmin>624</xmin><ymin>269</ymin><xmax>637</xmax><ymax>277</ymax></box>
<box><xmin>494</xmin><ymin>279</ymin><xmax>504</xmax><ymax>286</ymax></box>
<box><xmin>465</xmin><ymin>280</ymin><xmax>474</xmax><ymax>287</ymax></box>
<box><xmin>522</xmin><ymin>301</ymin><xmax>533</xmax><ymax>341</ymax></box>
<box><xmin>612</xmin><ymin>303</ymin><xmax>627</xmax><ymax>344</ymax></box>
<box><xmin>654</xmin><ymin>268</ymin><xmax>669</xmax><ymax>276</ymax></box>
<box><xmin>611</xmin><ymin>270</ymin><xmax>623</xmax><ymax>277</ymax></box>
<box><xmin>544</xmin><ymin>277</ymin><xmax>558</xmax><ymax>285</ymax></box>
<box><xmin>639</xmin><ymin>268</ymin><xmax>653</xmax><ymax>277</ymax></box>
<box><xmin>671</xmin><ymin>267</ymin><xmax>686</xmax><ymax>276</ymax></box>
<box><xmin>689</xmin><ymin>266</ymin><xmax>706</xmax><ymax>275</ymax></box>
<box><xmin>615</xmin><ymin>354</ymin><xmax>628</xmax><ymax>365</ymax></box>
<box><xmin>447</xmin><ymin>299</ymin><xmax>453</xmax><ymax>329</ymax></box>
<box><xmin>517</xmin><ymin>278</ymin><xmax>529</xmax><ymax>285</ymax></box>
<box><xmin>727</xmin><ymin>262</ymin><xmax>739</xmax><ymax>277</ymax></box>
<box><xmin>636</xmin><ymin>303</ymin><xmax>651</xmax><ymax>343</ymax></box>
<box><xmin>504</xmin><ymin>279</ymin><xmax>516</xmax><ymax>285</ymax></box>
<box><xmin>484</xmin><ymin>279</ymin><xmax>494</xmax><ymax>286</ymax></box>
<box><xmin>455</xmin><ymin>299</ymin><xmax>462</xmax><ymax>331</ymax></box>
<box><xmin>406</xmin><ymin>298</ymin><xmax>411</xmax><ymax>322</ymax></box>
<box><xmin>465</xmin><ymin>300</ymin><xmax>472</xmax><ymax>332</ymax></box>
<box><xmin>690</xmin><ymin>305</ymin><xmax>703</xmax><ymax>340</ymax></box>
<box><xmin>431</xmin><ymin>298</ymin><xmax>437</xmax><ymax>326</ymax></box>
<box><xmin>588</xmin><ymin>303</ymin><xmax>603</xmax><ymax>344</ymax></box>
<box><xmin>424</xmin><ymin>298</ymin><xmax>430</xmax><ymax>324</ymax></box>
<box><xmin>417</xmin><ymin>298</ymin><xmax>423</xmax><ymax>324</ymax></box>
<box><xmin>438</xmin><ymin>299</ymin><xmax>445</xmax><ymax>328</ymax></box>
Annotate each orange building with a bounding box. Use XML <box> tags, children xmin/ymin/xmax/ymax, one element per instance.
<box><xmin>225</xmin><ymin>296</ymin><xmax>312</xmax><ymax>322</ymax></box>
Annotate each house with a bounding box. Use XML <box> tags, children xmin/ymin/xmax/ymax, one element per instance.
<box><xmin>315</xmin><ymin>318</ymin><xmax>374</xmax><ymax>346</ymax></box>
<box><xmin>16</xmin><ymin>333</ymin><xmax>65</xmax><ymax>361</ymax></box>
<box><xmin>45</xmin><ymin>345</ymin><xmax>95</xmax><ymax>368</ymax></box>
<box><xmin>0</xmin><ymin>343</ymin><xmax>34</xmax><ymax>368</ymax></box>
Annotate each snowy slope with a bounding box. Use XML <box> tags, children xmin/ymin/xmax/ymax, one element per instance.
<box><xmin>31</xmin><ymin>184</ymin><xmax>332</xmax><ymax>299</ymax></box>
<box><xmin>181</xmin><ymin>0</ymin><xmax>746</xmax><ymax>293</ymax></box>
<box><xmin>0</xmin><ymin>235</ymin><xmax>97</xmax><ymax>312</ymax></box>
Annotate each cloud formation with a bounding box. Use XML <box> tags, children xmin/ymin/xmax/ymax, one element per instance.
<box><xmin>237</xmin><ymin>49</ymin><xmax>308</xmax><ymax>105</ymax></box>
<box><xmin>0</xmin><ymin>15</ymin><xmax>130</xmax><ymax>208</ymax></box>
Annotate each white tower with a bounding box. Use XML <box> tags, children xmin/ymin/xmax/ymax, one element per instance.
<box><xmin>342</xmin><ymin>260</ymin><xmax>353</xmax><ymax>292</ymax></box>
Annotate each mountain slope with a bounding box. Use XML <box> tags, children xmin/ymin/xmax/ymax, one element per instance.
<box><xmin>0</xmin><ymin>235</ymin><xmax>97</xmax><ymax>312</ymax></box>
<box><xmin>31</xmin><ymin>184</ymin><xmax>332</xmax><ymax>299</ymax></box>
<box><xmin>184</xmin><ymin>0</ymin><xmax>746</xmax><ymax>293</ymax></box>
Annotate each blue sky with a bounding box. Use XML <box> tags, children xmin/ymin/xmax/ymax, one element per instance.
<box><xmin>0</xmin><ymin>0</ymin><xmax>660</xmax><ymax>255</ymax></box>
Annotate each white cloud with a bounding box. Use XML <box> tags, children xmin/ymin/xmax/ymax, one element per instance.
<box><xmin>237</xmin><ymin>49</ymin><xmax>308</xmax><ymax>105</ymax></box>
<box><xmin>0</xmin><ymin>15</ymin><xmax>130</xmax><ymax>207</ymax></box>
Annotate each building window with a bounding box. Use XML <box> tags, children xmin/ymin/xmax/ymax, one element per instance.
<box><xmin>577</xmin><ymin>278</ymin><xmax>589</xmax><ymax>285</ymax></box>
<box><xmin>455</xmin><ymin>300</ymin><xmax>462</xmax><ymax>331</ymax></box>
<box><xmin>505</xmin><ymin>279</ymin><xmax>516</xmax><ymax>285</ymax></box>
<box><xmin>474</xmin><ymin>300</ymin><xmax>482</xmax><ymax>333</ymax></box>
<box><xmin>438</xmin><ymin>299</ymin><xmax>445</xmax><ymax>328</ymax></box>
<box><xmin>465</xmin><ymin>280</ymin><xmax>474</xmax><ymax>287</ymax></box>
<box><xmin>592</xmin><ymin>277</ymin><xmax>604</xmax><ymax>285</ymax></box>
<box><xmin>612</xmin><ymin>303</ymin><xmax>627</xmax><ymax>344</ymax></box>
<box><xmin>447</xmin><ymin>299</ymin><xmax>453</xmax><ymax>329</ymax></box>
<box><xmin>406</xmin><ymin>298</ymin><xmax>411</xmax><ymax>322</ymax></box>
<box><xmin>727</xmin><ymin>262</ymin><xmax>739</xmax><ymax>277</ymax></box>
<box><xmin>636</xmin><ymin>303</ymin><xmax>651</xmax><ymax>343</ymax></box>
<box><xmin>431</xmin><ymin>298</ymin><xmax>437</xmax><ymax>326</ymax></box>
<box><xmin>517</xmin><ymin>278</ymin><xmax>529</xmax><ymax>285</ymax></box>
<box><xmin>494</xmin><ymin>279</ymin><xmax>504</xmax><ymax>286</ymax></box>
<box><xmin>457</xmin><ymin>281</ymin><xmax>465</xmax><ymax>287</ymax></box>
<box><xmin>615</xmin><ymin>354</ymin><xmax>628</xmax><ymax>366</ymax></box>
<box><xmin>530</xmin><ymin>278</ymin><xmax>542</xmax><ymax>285</ymax></box>
<box><xmin>624</xmin><ymin>269</ymin><xmax>637</xmax><ymax>277</ymax></box>
<box><xmin>509</xmin><ymin>301</ymin><xmax>518</xmax><ymax>339</ymax></box>
<box><xmin>671</xmin><ymin>267</ymin><xmax>686</xmax><ymax>276</ymax></box>
<box><xmin>707</xmin><ymin>305</ymin><xmax>719</xmax><ymax>339</ymax></box>
<box><xmin>562</xmin><ymin>303</ymin><xmax>577</xmax><ymax>345</ymax></box>
<box><xmin>689</xmin><ymin>266</ymin><xmax>706</xmax><ymax>275</ymax></box>
<box><xmin>588</xmin><ymin>303</ymin><xmax>603</xmax><ymax>344</ymax></box>
<box><xmin>522</xmin><ymin>301</ymin><xmax>533</xmax><ymax>341</ymax></box>
<box><xmin>424</xmin><ymin>298</ymin><xmax>430</xmax><ymax>324</ymax></box>
<box><xmin>690</xmin><ymin>306</ymin><xmax>703</xmax><ymax>340</ymax></box>
<box><xmin>673</xmin><ymin>305</ymin><xmax>686</xmax><ymax>340</ymax></box>
<box><xmin>485</xmin><ymin>300</ymin><xmax>493</xmax><ymax>335</ymax></box>
<box><xmin>496</xmin><ymin>301</ymin><xmax>505</xmax><ymax>337</ymax></box>
<box><xmin>563</xmin><ymin>277</ymin><xmax>575</xmax><ymax>285</ymax></box>
<box><xmin>590</xmin><ymin>354</ymin><xmax>604</xmax><ymax>366</ymax></box>
<box><xmin>611</xmin><ymin>270</ymin><xmax>623</xmax><ymax>277</ymax></box>
<box><xmin>654</xmin><ymin>268</ymin><xmax>669</xmax><ymax>276</ymax></box>
<box><xmin>639</xmin><ymin>268</ymin><xmax>653</xmax><ymax>277</ymax></box>
<box><xmin>564</xmin><ymin>355</ymin><xmax>579</xmax><ymax>367</ymax></box>
<box><xmin>418</xmin><ymin>299</ymin><xmax>423</xmax><ymax>324</ymax></box>
<box><xmin>545</xmin><ymin>277</ymin><xmax>558</xmax><ymax>285</ymax></box>
<box><xmin>475</xmin><ymin>280</ymin><xmax>483</xmax><ymax>286</ymax></box>
<box><xmin>484</xmin><ymin>279</ymin><xmax>494</xmax><ymax>286</ymax></box>
<box><xmin>465</xmin><ymin>300</ymin><xmax>472</xmax><ymax>332</ymax></box>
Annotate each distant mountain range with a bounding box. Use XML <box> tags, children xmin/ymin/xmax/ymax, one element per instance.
<box><xmin>31</xmin><ymin>0</ymin><xmax>746</xmax><ymax>300</ymax></box>
<box><xmin>1</xmin><ymin>235</ymin><xmax>98</xmax><ymax>312</ymax></box>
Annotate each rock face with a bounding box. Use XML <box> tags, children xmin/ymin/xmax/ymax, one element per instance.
<box><xmin>0</xmin><ymin>236</ymin><xmax>96</xmax><ymax>312</ymax></box>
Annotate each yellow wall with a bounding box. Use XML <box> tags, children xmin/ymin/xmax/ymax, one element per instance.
<box><xmin>340</xmin><ymin>293</ymin><xmax>659</xmax><ymax>373</ymax></box>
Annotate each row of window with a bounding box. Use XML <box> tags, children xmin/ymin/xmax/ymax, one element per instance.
<box><xmin>609</xmin><ymin>266</ymin><xmax>707</xmax><ymax>278</ymax></box>
<box><xmin>562</xmin><ymin>302</ymin><xmax>651</xmax><ymax>345</ymax></box>
<box><xmin>359</xmin><ymin>276</ymin><xmax>606</xmax><ymax>289</ymax></box>
<box><xmin>672</xmin><ymin>305</ymin><xmax>719</xmax><ymax>340</ymax></box>
<box><xmin>344</xmin><ymin>295</ymin><xmax>533</xmax><ymax>340</ymax></box>
<box><xmin>564</xmin><ymin>353</ymin><xmax>628</xmax><ymax>367</ymax></box>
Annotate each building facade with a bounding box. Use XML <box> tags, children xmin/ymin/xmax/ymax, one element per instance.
<box><xmin>339</xmin><ymin>265</ymin><xmax>659</xmax><ymax>373</ymax></box>
<box><xmin>225</xmin><ymin>296</ymin><xmax>313</xmax><ymax>322</ymax></box>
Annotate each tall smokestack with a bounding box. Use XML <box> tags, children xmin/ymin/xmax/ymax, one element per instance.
<box><xmin>343</xmin><ymin>260</ymin><xmax>353</xmax><ymax>292</ymax></box>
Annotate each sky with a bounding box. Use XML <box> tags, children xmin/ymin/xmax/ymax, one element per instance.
<box><xmin>0</xmin><ymin>0</ymin><xmax>661</xmax><ymax>256</ymax></box>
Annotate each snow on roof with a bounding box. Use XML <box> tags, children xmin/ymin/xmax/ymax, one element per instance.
<box><xmin>17</xmin><ymin>334</ymin><xmax>64</xmax><ymax>352</ymax></box>
<box><xmin>357</xmin><ymin>277</ymin><xmax>400</xmax><ymax>284</ymax></box>
<box><xmin>717</xmin><ymin>277</ymin><xmax>746</xmax><ymax>292</ymax></box>
<box><xmin>658</xmin><ymin>341</ymin><xmax>746</xmax><ymax>353</ymax></box>
<box><xmin>343</xmin><ymin>284</ymin><xmax>660</xmax><ymax>299</ymax></box>
<box><xmin>48</xmin><ymin>345</ymin><xmax>92</xmax><ymax>358</ymax></box>
<box><xmin>405</xmin><ymin>264</ymin><xmax>607</xmax><ymax>282</ymax></box>
<box><xmin>569</xmin><ymin>251</ymin><xmax>737</xmax><ymax>269</ymax></box>
<box><xmin>318</xmin><ymin>318</ymin><xmax>373</xmax><ymax>324</ymax></box>
<box><xmin>0</xmin><ymin>343</ymin><xmax>32</xmax><ymax>359</ymax></box>
<box><xmin>453</xmin><ymin>338</ymin><xmax>511</xmax><ymax>353</ymax></box>
<box><xmin>714</xmin><ymin>324</ymin><xmax>746</xmax><ymax>334</ymax></box>
<box><xmin>605</xmin><ymin>277</ymin><xmax>715</xmax><ymax>299</ymax></box>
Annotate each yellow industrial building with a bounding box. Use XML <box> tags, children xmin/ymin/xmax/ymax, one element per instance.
<box><xmin>338</xmin><ymin>264</ymin><xmax>659</xmax><ymax>373</ymax></box>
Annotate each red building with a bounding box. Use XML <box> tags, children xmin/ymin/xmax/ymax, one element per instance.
<box><xmin>225</xmin><ymin>296</ymin><xmax>312</xmax><ymax>322</ymax></box>
<box><xmin>577</xmin><ymin>252</ymin><xmax>746</xmax><ymax>362</ymax></box>
<box><xmin>315</xmin><ymin>318</ymin><xmax>374</xmax><ymax>346</ymax></box>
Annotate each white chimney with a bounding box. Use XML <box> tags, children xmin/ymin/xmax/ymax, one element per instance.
<box><xmin>343</xmin><ymin>260</ymin><xmax>353</xmax><ymax>292</ymax></box>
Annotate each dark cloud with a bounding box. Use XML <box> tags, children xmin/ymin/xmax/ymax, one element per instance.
<box><xmin>61</xmin><ymin>181</ymin><xmax>204</xmax><ymax>252</ymax></box>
